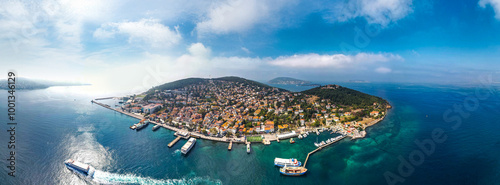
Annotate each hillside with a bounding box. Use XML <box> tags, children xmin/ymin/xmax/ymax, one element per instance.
<box><xmin>144</xmin><ymin>76</ymin><xmax>286</xmax><ymax>100</ymax></box>
<box><xmin>301</xmin><ymin>84</ymin><xmax>388</xmax><ymax>107</ymax></box>
<box><xmin>144</xmin><ymin>77</ymin><xmax>388</xmax><ymax>108</ymax></box>
<box><xmin>268</xmin><ymin>77</ymin><xmax>310</xmax><ymax>85</ymax></box>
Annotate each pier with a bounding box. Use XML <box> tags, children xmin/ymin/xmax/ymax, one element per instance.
<box><xmin>303</xmin><ymin>135</ymin><xmax>346</xmax><ymax>167</ymax></box>
<box><xmin>168</xmin><ymin>136</ymin><xmax>182</xmax><ymax>148</ymax></box>
<box><xmin>228</xmin><ymin>141</ymin><xmax>233</xmax><ymax>150</ymax></box>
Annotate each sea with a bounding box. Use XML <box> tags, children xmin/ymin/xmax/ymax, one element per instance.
<box><xmin>1</xmin><ymin>81</ymin><xmax>500</xmax><ymax>185</ymax></box>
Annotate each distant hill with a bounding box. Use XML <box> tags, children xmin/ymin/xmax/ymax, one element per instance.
<box><xmin>301</xmin><ymin>84</ymin><xmax>388</xmax><ymax>107</ymax></box>
<box><xmin>0</xmin><ymin>78</ymin><xmax>89</xmax><ymax>90</ymax></box>
<box><xmin>268</xmin><ymin>77</ymin><xmax>310</xmax><ymax>85</ymax></box>
<box><xmin>145</xmin><ymin>76</ymin><xmax>286</xmax><ymax>100</ymax></box>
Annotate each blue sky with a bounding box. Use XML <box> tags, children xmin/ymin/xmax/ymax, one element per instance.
<box><xmin>2</xmin><ymin>0</ymin><xmax>500</xmax><ymax>92</ymax></box>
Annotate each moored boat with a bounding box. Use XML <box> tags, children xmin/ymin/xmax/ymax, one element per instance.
<box><xmin>290</xmin><ymin>138</ymin><xmax>295</xmax><ymax>144</ymax></box>
<box><xmin>247</xmin><ymin>143</ymin><xmax>251</xmax><ymax>153</ymax></box>
<box><xmin>152</xmin><ymin>124</ymin><xmax>161</xmax><ymax>131</ymax></box>
<box><xmin>181</xmin><ymin>138</ymin><xmax>196</xmax><ymax>155</ymax></box>
<box><xmin>274</xmin><ymin>158</ymin><xmax>302</xmax><ymax>167</ymax></box>
<box><xmin>279</xmin><ymin>165</ymin><xmax>307</xmax><ymax>176</ymax></box>
<box><xmin>298</xmin><ymin>135</ymin><xmax>303</xmax><ymax>139</ymax></box>
<box><xmin>64</xmin><ymin>159</ymin><xmax>95</xmax><ymax>178</ymax></box>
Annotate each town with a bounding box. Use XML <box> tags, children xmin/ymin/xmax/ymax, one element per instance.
<box><xmin>117</xmin><ymin>78</ymin><xmax>390</xmax><ymax>140</ymax></box>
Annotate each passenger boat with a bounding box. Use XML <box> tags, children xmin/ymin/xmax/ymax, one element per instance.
<box><xmin>181</xmin><ymin>138</ymin><xmax>196</xmax><ymax>155</ymax></box>
<box><xmin>247</xmin><ymin>143</ymin><xmax>251</xmax><ymax>154</ymax></box>
<box><xmin>274</xmin><ymin>158</ymin><xmax>302</xmax><ymax>167</ymax></box>
<box><xmin>152</xmin><ymin>124</ymin><xmax>161</xmax><ymax>131</ymax></box>
<box><xmin>290</xmin><ymin>138</ymin><xmax>295</xmax><ymax>144</ymax></box>
<box><xmin>135</xmin><ymin>121</ymin><xmax>149</xmax><ymax>130</ymax></box>
<box><xmin>279</xmin><ymin>165</ymin><xmax>307</xmax><ymax>176</ymax></box>
<box><xmin>64</xmin><ymin>159</ymin><xmax>95</xmax><ymax>178</ymax></box>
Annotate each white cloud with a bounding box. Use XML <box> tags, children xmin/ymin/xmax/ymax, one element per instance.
<box><xmin>375</xmin><ymin>67</ymin><xmax>392</xmax><ymax>73</ymax></box>
<box><xmin>241</xmin><ymin>47</ymin><xmax>251</xmax><ymax>54</ymax></box>
<box><xmin>93</xmin><ymin>19</ymin><xmax>181</xmax><ymax>48</ymax></box>
<box><xmin>196</xmin><ymin>0</ymin><xmax>287</xmax><ymax>35</ymax></box>
<box><xmin>268</xmin><ymin>53</ymin><xmax>403</xmax><ymax>68</ymax></box>
<box><xmin>188</xmin><ymin>43</ymin><xmax>211</xmax><ymax>58</ymax></box>
<box><xmin>333</xmin><ymin>0</ymin><xmax>413</xmax><ymax>26</ymax></box>
<box><xmin>479</xmin><ymin>0</ymin><xmax>500</xmax><ymax>19</ymax></box>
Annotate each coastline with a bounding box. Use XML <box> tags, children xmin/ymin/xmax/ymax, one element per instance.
<box><xmin>91</xmin><ymin>99</ymin><xmax>389</xmax><ymax>144</ymax></box>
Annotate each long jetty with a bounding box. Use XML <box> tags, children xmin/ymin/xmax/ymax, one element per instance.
<box><xmin>168</xmin><ymin>136</ymin><xmax>182</xmax><ymax>148</ymax></box>
<box><xmin>303</xmin><ymin>135</ymin><xmax>346</xmax><ymax>167</ymax></box>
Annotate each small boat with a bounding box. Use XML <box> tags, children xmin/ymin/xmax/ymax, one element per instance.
<box><xmin>290</xmin><ymin>138</ymin><xmax>295</xmax><ymax>144</ymax></box>
<box><xmin>279</xmin><ymin>165</ymin><xmax>307</xmax><ymax>176</ymax></box>
<box><xmin>274</xmin><ymin>158</ymin><xmax>302</xmax><ymax>167</ymax></box>
<box><xmin>303</xmin><ymin>134</ymin><xmax>307</xmax><ymax>138</ymax></box>
<box><xmin>247</xmin><ymin>143</ymin><xmax>251</xmax><ymax>154</ymax></box>
<box><xmin>298</xmin><ymin>135</ymin><xmax>303</xmax><ymax>139</ymax></box>
<box><xmin>64</xmin><ymin>159</ymin><xmax>95</xmax><ymax>179</ymax></box>
<box><xmin>314</xmin><ymin>142</ymin><xmax>320</xmax><ymax>147</ymax></box>
<box><xmin>152</xmin><ymin>124</ymin><xmax>161</xmax><ymax>131</ymax></box>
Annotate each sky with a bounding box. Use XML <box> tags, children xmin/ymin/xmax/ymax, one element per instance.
<box><xmin>2</xmin><ymin>0</ymin><xmax>500</xmax><ymax>93</ymax></box>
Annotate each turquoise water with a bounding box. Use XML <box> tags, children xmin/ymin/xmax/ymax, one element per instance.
<box><xmin>1</xmin><ymin>83</ymin><xmax>500</xmax><ymax>184</ymax></box>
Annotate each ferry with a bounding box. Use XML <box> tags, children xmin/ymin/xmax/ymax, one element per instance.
<box><xmin>247</xmin><ymin>143</ymin><xmax>251</xmax><ymax>154</ymax></box>
<box><xmin>152</xmin><ymin>124</ymin><xmax>161</xmax><ymax>131</ymax></box>
<box><xmin>181</xmin><ymin>138</ymin><xmax>196</xmax><ymax>155</ymax></box>
<box><xmin>274</xmin><ymin>158</ymin><xmax>302</xmax><ymax>167</ymax></box>
<box><xmin>135</xmin><ymin>121</ymin><xmax>149</xmax><ymax>130</ymax></box>
<box><xmin>290</xmin><ymin>138</ymin><xmax>295</xmax><ymax>144</ymax></box>
<box><xmin>64</xmin><ymin>159</ymin><xmax>95</xmax><ymax>178</ymax></box>
<box><xmin>279</xmin><ymin>165</ymin><xmax>307</xmax><ymax>176</ymax></box>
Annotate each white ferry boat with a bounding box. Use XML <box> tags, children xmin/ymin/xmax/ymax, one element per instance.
<box><xmin>247</xmin><ymin>143</ymin><xmax>251</xmax><ymax>154</ymax></box>
<box><xmin>274</xmin><ymin>158</ymin><xmax>302</xmax><ymax>167</ymax></box>
<box><xmin>64</xmin><ymin>159</ymin><xmax>95</xmax><ymax>178</ymax></box>
<box><xmin>152</xmin><ymin>124</ymin><xmax>161</xmax><ymax>131</ymax></box>
<box><xmin>135</xmin><ymin>121</ymin><xmax>149</xmax><ymax>130</ymax></box>
<box><xmin>181</xmin><ymin>138</ymin><xmax>196</xmax><ymax>155</ymax></box>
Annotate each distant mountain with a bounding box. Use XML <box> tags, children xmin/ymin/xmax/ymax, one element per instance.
<box><xmin>0</xmin><ymin>78</ymin><xmax>89</xmax><ymax>90</ymax></box>
<box><xmin>268</xmin><ymin>77</ymin><xmax>311</xmax><ymax>85</ymax></box>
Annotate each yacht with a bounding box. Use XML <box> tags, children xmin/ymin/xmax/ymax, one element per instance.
<box><xmin>274</xmin><ymin>158</ymin><xmax>302</xmax><ymax>167</ymax></box>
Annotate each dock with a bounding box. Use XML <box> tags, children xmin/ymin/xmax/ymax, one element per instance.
<box><xmin>168</xmin><ymin>136</ymin><xmax>182</xmax><ymax>148</ymax></box>
<box><xmin>228</xmin><ymin>141</ymin><xmax>233</xmax><ymax>150</ymax></box>
<box><xmin>303</xmin><ymin>135</ymin><xmax>346</xmax><ymax>167</ymax></box>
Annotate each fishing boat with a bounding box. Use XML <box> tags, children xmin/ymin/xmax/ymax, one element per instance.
<box><xmin>290</xmin><ymin>138</ymin><xmax>295</xmax><ymax>144</ymax></box>
<box><xmin>279</xmin><ymin>165</ymin><xmax>307</xmax><ymax>176</ymax></box>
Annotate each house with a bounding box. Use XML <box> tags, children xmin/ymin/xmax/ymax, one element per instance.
<box><xmin>142</xmin><ymin>104</ymin><xmax>162</xmax><ymax>114</ymax></box>
<box><xmin>326</xmin><ymin>118</ymin><xmax>333</xmax><ymax>125</ymax></box>
<box><xmin>334</xmin><ymin>117</ymin><xmax>340</xmax><ymax>122</ymax></box>
<box><xmin>370</xmin><ymin>111</ymin><xmax>379</xmax><ymax>117</ymax></box>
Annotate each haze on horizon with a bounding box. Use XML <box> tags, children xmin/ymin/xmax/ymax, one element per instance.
<box><xmin>2</xmin><ymin>0</ymin><xmax>500</xmax><ymax>93</ymax></box>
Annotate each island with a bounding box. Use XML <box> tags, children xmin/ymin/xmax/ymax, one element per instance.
<box><xmin>268</xmin><ymin>77</ymin><xmax>311</xmax><ymax>85</ymax></box>
<box><xmin>0</xmin><ymin>77</ymin><xmax>89</xmax><ymax>90</ymax></box>
<box><xmin>93</xmin><ymin>76</ymin><xmax>390</xmax><ymax>142</ymax></box>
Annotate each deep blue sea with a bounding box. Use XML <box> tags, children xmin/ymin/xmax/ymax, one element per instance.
<box><xmin>1</xmin><ymin>82</ymin><xmax>500</xmax><ymax>185</ymax></box>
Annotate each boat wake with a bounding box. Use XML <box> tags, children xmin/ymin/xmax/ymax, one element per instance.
<box><xmin>93</xmin><ymin>170</ymin><xmax>222</xmax><ymax>185</ymax></box>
